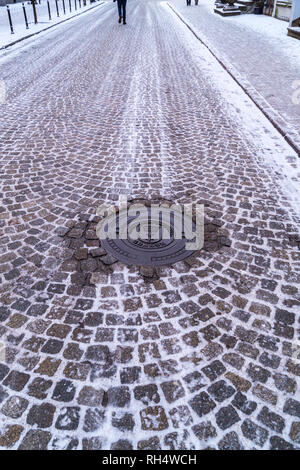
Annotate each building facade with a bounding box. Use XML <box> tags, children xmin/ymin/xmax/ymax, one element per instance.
<box><xmin>288</xmin><ymin>0</ymin><xmax>300</xmax><ymax>37</ymax></box>
<box><xmin>264</xmin><ymin>0</ymin><xmax>293</xmax><ymax>21</ymax></box>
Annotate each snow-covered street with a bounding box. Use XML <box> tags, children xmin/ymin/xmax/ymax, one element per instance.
<box><xmin>0</xmin><ymin>0</ymin><xmax>299</xmax><ymax>451</ymax></box>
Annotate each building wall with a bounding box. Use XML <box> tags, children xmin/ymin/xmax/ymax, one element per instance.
<box><xmin>274</xmin><ymin>0</ymin><xmax>292</xmax><ymax>21</ymax></box>
<box><xmin>290</xmin><ymin>0</ymin><xmax>300</xmax><ymax>23</ymax></box>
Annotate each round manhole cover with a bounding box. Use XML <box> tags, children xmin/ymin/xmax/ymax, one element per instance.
<box><xmin>97</xmin><ymin>205</ymin><xmax>199</xmax><ymax>267</ymax></box>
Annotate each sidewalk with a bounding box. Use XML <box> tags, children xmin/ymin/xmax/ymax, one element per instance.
<box><xmin>169</xmin><ymin>0</ymin><xmax>300</xmax><ymax>150</ymax></box>
<box><xmin>0</xmin><ymin>0</ymin><xmax>104</xmax><ymax>49</ymax></box>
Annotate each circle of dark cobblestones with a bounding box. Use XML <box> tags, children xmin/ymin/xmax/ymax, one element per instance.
<box><xmin>59</xmin><ymin>200</ymin><xmax>231</xmax><ymax>282</ymax></box>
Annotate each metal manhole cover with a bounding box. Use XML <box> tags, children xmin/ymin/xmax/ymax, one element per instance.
<box><xmin>97</xmin><ymin>205</ymin><xmax>199</xmax><ymax>267</ymax></box>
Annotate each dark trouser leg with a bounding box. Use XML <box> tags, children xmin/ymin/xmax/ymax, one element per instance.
<box><xmin>117</xmin><ymin>0</ymin><xmax>122</xmax><ymax>17</ymax></box>
<box><xmin>122</xmin><ymin>0</ymin><xmax>127</xmax><ymax>22</ymax></box>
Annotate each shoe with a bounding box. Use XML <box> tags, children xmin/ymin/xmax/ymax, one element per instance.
<box><xmin>123</xmin><ymin>20</ymin><xmax>126</xmax><ymax>24</ymax></box>
<box><xmin>118</xmin><ymin>16</ymin><xmax>122</xmax><ymax>23</ymax></box>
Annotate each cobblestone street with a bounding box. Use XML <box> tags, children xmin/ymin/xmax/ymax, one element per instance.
<box><xmin>0</xmin><ymin>0</ymin><xmax>300</xmax><ymax>450</ymax></box>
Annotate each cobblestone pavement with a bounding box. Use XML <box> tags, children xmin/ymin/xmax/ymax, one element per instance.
<box><xmin>170</xmin><ymin>0</ymin><xmax>300</xmax><ymax>141</ymax></box>
<box><xmin>0</xmin><ymin>0</ymin><xmax>300</xmax><ymax>450</ymax></box>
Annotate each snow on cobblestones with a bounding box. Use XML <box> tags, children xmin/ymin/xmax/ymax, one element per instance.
<box><xmin>204</xmin><ymin>0</ymin><xmax>300</xmax><ymax>60</ymax></box>
<box><xmin>170</xmin><ymin>0</ymin><xmax>300</xmax><ymax>139</ymax></box>
<box><xmin>0</xmin><ymin>0</ymin><xmax>299</xmax><ymax>451</ymax></box>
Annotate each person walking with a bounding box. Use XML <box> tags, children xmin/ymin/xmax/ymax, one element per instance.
<box><xmin>114</xmin><ymin>0</ymin><xmax>127</xmax><ymax>25</ymax></box>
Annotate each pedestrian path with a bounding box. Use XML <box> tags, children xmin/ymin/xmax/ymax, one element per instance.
<box><xmin>0</xmin><ymin>0</ymin><xmax>104</xmax><ymax>49</ymax></box>
<box><xmin>170</xmin><ymin>0</ymin><xmax>300</xmax><ymax>144</ymax></box>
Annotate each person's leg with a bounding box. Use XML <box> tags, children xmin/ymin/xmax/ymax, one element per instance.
<box><xmin>117</xmin><ymin>0</ymin><xmax>122</xmax><ymax>21</ymax></box>
<box><xmin>122</xmin><ymin>0</ymin><xmax>127</xmax><ymax>24</ymax></box>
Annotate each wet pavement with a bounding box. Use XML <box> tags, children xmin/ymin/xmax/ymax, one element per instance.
<box><xmin>0</xmin><ymin>0</ymin><xmax>300</xmax><ymax>450</ymax></box>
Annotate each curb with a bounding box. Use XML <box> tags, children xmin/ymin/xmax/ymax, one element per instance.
<box><xmin>0</xmin><ymin>1</ymin><xmax>105</xmax><ymax>51</ymax></box>
<box><xmin>167</xmin><ymin>3</ymin><xmax>300</xmax><ymax>157</ymax></box>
